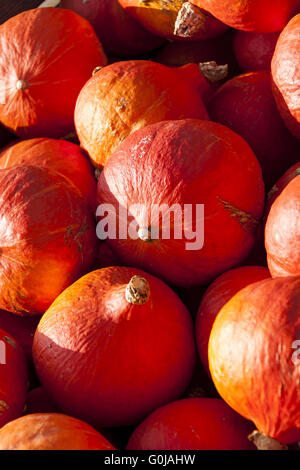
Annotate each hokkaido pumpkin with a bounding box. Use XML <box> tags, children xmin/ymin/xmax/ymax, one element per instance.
<box><xmin>75</xmin><ymin>60</ymin><xmax>210</xmax><ymax>167</ymax></box>
<box><xmin>195</xmin><ymin>266</ymin><xmax>270</xmax><ymax>373</ymax></box>
<box><xmin>97</xmin><ymin>119</ymin><xmax>265</xmax><ymax>287</ymax></box>
<box><xmin>233</xmin><ymin>31</ymin><xmax>280</xmax><ymax>72</ymax></box>
<box><xmin>189</xmin><ymin>0</ymin><xmax>299</xmax><ymax>32</ymax></box>
<box><xmin>60</xmin><ymin>0</ymin><xmax>164</xmax><ymax>57</ymax></box>
<box><xmin>265</xmin><ymin>162</ymin><xmax>300</xmax><ymax>217</ymax></box>
<box><xmin>265</xmin><ymin>175</ymin><xmax>300</xmax><ymax>278</ymax></box>
<box><xmin>126</xmin><ymin>398</ymin><xmax>255</xmax><ymax>450</ymax></box>
<box><xmin>208</xmin><ymin>276</ymin><xmax>300</xmax><ymax>448</ymax></box>
<box><xmin>118</xmin><ymin>0</ymin><xmax>228</xmax><ymax>40</ymax></box>
<box><xmin>208</xmin><ymin>71</ymin><xmax>300</xmax><ymax>188</ymax></box>
<box><xmin>271</xmin><ymin>14</ymin><xmax>300</xmax><ymax>140</ymax></box>
<box><xmin>0</xmin><ymin>165</ymin><xmax>97</xmax><ymax>315</ymax></box>
<box><xmin>0</xmin><ymin>329</ymin><xmax>28</xmax><ymax>429</ymax></box>
<box><xmin>0</xmin><ymin>138</ymin><xmax>97</xmax><ymax>211</ymax></box>
<box><xmin>33</xmin><ymin>266</ymin><xmax>196</xmax><ymax>428</ymax></box>
<box><xmin>0</xmin><ymin>413</ymin><xmax>116</xmax><ymax>450</ymax></box>
<box><xmin>0</xmin><ymin>8</ymin><xmax>107</xmax><ymax>139</ymax></box>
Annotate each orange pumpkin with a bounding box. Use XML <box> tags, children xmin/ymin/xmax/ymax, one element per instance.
<box><xmin>190</xmin><ymin>0</ymin><xmax>299</xmax><ymax>32</ymax></box>
<box><xmin>265</xmin><ymin>175</ymin><xmax>300</xmax><ymax>278</ymax></box>
<box><xmin>0</xmin><ymin>413</ymin><xmax>116</xmax><ymax>450</ymax></box>
<box><xmin>0</xmin><ymin>165</ymin><xmax>97</xmax><ymax>315</ymax></box>
<box><xmin>33</xmin><ymin>267</ymin><xmax>196</xmax><ymax>428</ymax></box>
<box><xmin>271</xmin><ymin>14</ymin><xmax>300</xmax><ymax>139</ymax></box>
<box><xmin>0</xmin><ymin>138</ymin><xmax>97</xmax><ymax>211</ymax></box>
<box><xmin>0</xmin><ymin>8</ymin><xmax>107</xmax><ymax>139</ymax></box>
<box><xmin>208</xmin><ymin>276</ymin><xmax>300</xmax><ymax>447</ymax></box>
<box><xmin>118</xmin><ymin>0</ymin><xmax>228</xmax><ymax>40</ymax></box>
<box><xmin>75</xmin><ymin>60</ymin><xmax>209</xmax><ymax>167</ymax></box>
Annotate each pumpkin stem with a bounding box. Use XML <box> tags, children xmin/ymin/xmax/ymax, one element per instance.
<box><xmin>198</xmin><ymin>61</ymin><xmax>228</xmax><ymax>83</ymax></box>
<box><xmin>174</xmin><ymin>2</ymin><xmax>207</xmax><ymax>38</ymax></box>
<box><xmin>138</xmin><ymin>226</ymin><xmax>153</xmax><ymax>242</ymax></box>
<box><xmin>92</xmin><ymin>66</ymin><xmax>104</xmax><ymax>76</ymax></box>
<box><xmin>125</xmin><ymin>276</ymin><xmax>150</xmax><ymax>305</ymax></box>
<box><xmin>248</xmin><ymin>430</ymin><xmax>288</xmax><ymax>450</ymax></box>
<box><xmin>16</xmin><ymin>79</ymin><xmax>28</xmax><ymax>91</ymax></box>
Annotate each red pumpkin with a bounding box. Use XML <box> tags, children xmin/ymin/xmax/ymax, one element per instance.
<box><xmin>190</xmin><ymin>0</ymin><xmax>298</xmax><ymax>32</ymax></box>
<box><xmin>33</xmin><ymin>266</ymin><xmax>196</xmax><ymax>428</ymax></box>
<box><xmin>271</xmin><ymin>14</ymin><xmax>300</xmax><ymax>140</ymax></box>
<box><xmin>118</xmin><ymin>0</ymin><xmax>228</xmax><ymax>40</ymax></box>
<box><xmin>0</xmin><ymin>413</ymin><xmax>116</xmax><ymax>450</ymax></box>
<box><xmin>0</xmin><ymin>8</ymin><xmax>107</xmax><ymax>139</ymax></box>
<box><xmin>126</xmin><ymin>398</ymin><xmax>255</xmax><ymax>450</ymax></box>
<box><xmin>24</xmin><ymin>387</ymin><xmax>61</xmax><ymax>415</ymax></box>
<box><xmin>208</xmin><ymin>276</ymin><xmax>300</xmax><ymax>447</ymax></box>
<box><xmin>97</xmin><ymin>119</ymin><xmax>265</xmax><ymax>287</ymax></box>
<box><xmin>0</xmin><ymin>138</ymin><xmax>97</xmax><ymax>211</ymax></box>
<box><xmin>60</xmin><ymin>0</ymin><xmax>164</xmax><ymax>57</ymax></box>
<box><xmin>0</xmin><ymin>328</ymin><xmax>28</xmax><ymax>428</ymax></box>
<box><xmin>196</xmin><ymin>266</ymin><xmax>270</xmax><ymax>373</ymax></box>
<box><xmin>0</xmin><ymin>165</ymin><xmax>97</xmax><ymax>315</ymax></box>
<box><xmin>233</xmin><ymin>31</ymin><xmax>280</xmax><ymax>72</ymax></box>
<box><xmin>208</xmin><ymin>71</ymin><xmax>300</xmax><ymax>188</ymax></box>
<box><xmin>75</xmin><ymin>60</ymin><xmax>209</xmax><ymax>167</ymax></box>
<box><xmin>265</xmin><ymin>175</ymin><xmax>300</xmax><ymax>278</ymax></box>
<box><xmin>265</xmin><ymin>162</ymin><xmax>300</xmax><ymax>217</ymax></box>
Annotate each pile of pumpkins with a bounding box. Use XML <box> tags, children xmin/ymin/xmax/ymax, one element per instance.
<box><xmin>0</xmin><ymin>0</ymin><xmax>299</xmax><ymax>451</ymax></box>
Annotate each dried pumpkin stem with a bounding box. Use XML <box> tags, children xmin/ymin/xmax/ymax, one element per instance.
<box><xmin>16</xmin><ymin>79</ymin><xmax>28</xmax><ymax>91</ymax></box>
<box><xmin>248</xmin><ymin>430</ymin><xmax>288</xmax><ymax>450</ymax></box>
<box><xmin>92</xmin><ymin>66</ymin><xmax>104</xmax><ymax>76</ymax></box>
<box><xmin>198</xmin><ymin>61</ymin><xmax>228</xmax><ymax>83</ymax></box>
<box><xmin>125</xmin><ymin>276</ymin><xmax>150</xmax><ymax>306</ymax></box>
<box><xmin>174</xmin><ymin>2</ymin><xmax>206</xmax><ymax>38</ymax></box>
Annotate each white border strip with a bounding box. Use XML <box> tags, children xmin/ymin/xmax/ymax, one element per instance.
<box><xmin>38</xmin><ymin>0</ymin><xmax>60</xmax><ymax>7</ymax></box>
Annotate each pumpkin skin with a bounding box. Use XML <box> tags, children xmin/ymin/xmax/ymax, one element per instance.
<box><xmin>0</xmin><ymin>138</ymin><xmax>97</xmax><ymax>211</ymax></box>
<box><xmin>233</xmin><ymin>31</ymin><xmax>280</xmax><ymax>73</ymax></box>
<box><xmin>97</xmin><ymin>241</ymin><xmax>123</xmax><ymax>269</ymax></box>
<box><xmin>0</xmin><ymin>310</ymin><xmax>40</xmax><ymax>360</ymax></box>
<box><xmin>60</xmin><ymin>0</ymin><xmax>164</xmax><ymax>57</ymax></box>
<box><xmin>271</xmin><ymin>14</ymin><xmax>300</xmax><ymax>140</ymax></box>
<box><xmin>33</xmin><ymin>266</ymin><xmax>196</xmax><ymax>428</ymax></box>
<box><xmin>0</xmin><ymin>165</ymin><xmax>97</xmax><ymax>315</ymax></box>
<box><xmin>75</xmin><ymin>60</ymin><xmax>209</xmax><ymax>167</ymax></box>
<box><xmin>265</xmin><ymin>175</ymin><xmax>300</xmax><ymax>278</ymax></box>
<box><xmin>190</xmin><ymin>0</ymin><xmax>298</xmax><ymax>32</ymax></box>
<box><xmin>118</xmin><ymin>0</ymin><xmax>228</xmax><ymax>40</ymax></box>
<box><xmin>126</xmin><ymin>398</ymin><xmax>255</xmax><ymax>450</ymax></box>
<box><xmin>265</xmin><ymin>162</ymin><xmax>300</xmax><ymax>217</ymax></box>
<box><xmin>0</xmin><ymin>413</ymin><xmax>116</xmax><ymax>450</ymax></box>
<box><xmin>195</xmin><ymin>266</ymin><xmax>270</xmax><ymax>373</ymax></box>
<box><xmin>0</xmin><ymin>329</ymin><xmax>28</xmax><ymax>429</ymax></box>
<box><xmin>24</xmin><ymin>387</ymin><xmax>61</xmax><ymax>415</ymax></box>
<box><xmin>0</xmin><ymin>8</ymin><xmax>107</xmax><ymax>139</ymax></box>
<box><xmin>97</xmin><ymin>119</ymin><xmax>265</xmax><ymax>287</ymax></box>
<box><xmin>208</xmin><ymin>71</ymin><xmax>300</xmax><ymax>188</ymax></box>
<box><xmin>154</xmin><ymin>30</ymin><xmax>239</xmax><ymax>79</ymax></box>
<box><xmin>208</xmin><ymin>276</ymin><xmax>300</xmax><ymax>445</ymax></box>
